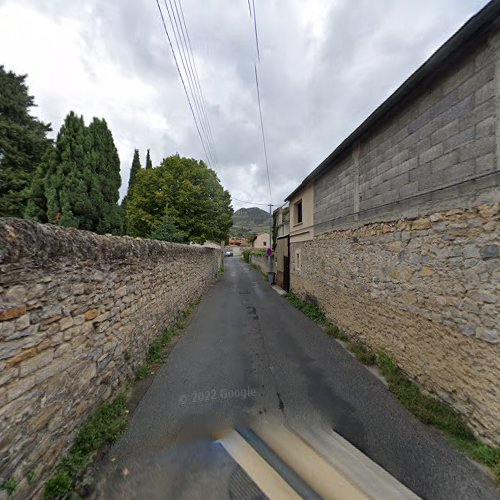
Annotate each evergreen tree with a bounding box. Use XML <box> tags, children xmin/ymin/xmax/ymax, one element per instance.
<box><xmin>0</xmin><ymin>65</ymin><xmax>51</xmax><ymax>217</ymax></box>
<box><xmin>26</xmin><ymin>112</ymin><xmax>123</xmax><ymax>234</ymax></box>
<box><xmin>121</xmin><ymin>148</ymin><xmax>141</xmax><ymax>213</ymax></box>
<box><xmin>87</xmin><ymin>118</ymin><xmax>123</xmax><ymax>234</ymax></box>
<box><xmin>26</xmin><ymin>112</ymin><xmax>88</xmax><ymax>226</ymax></box>
<box><xmin>145</xmin><ymin>149</ymin><xmax>153</xmax><ymax>169</ymax></box>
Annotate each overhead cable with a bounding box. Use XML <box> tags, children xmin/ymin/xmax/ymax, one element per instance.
<box><xmin>155</xmin><ymin>0</ymin><xmax>213</xmax><ymax>167</ymax></box>
<box><xmin>168</xmin><ymin>0</ymin><xmax>216</xmax><ymax>166</ymax></box>
<box><xmin>176</xmin><ymin>0</ymin><xmax>218</xmax><ymax>166</ymax></box>
<box><xmin>247</xmin><ymin>0</ymin><xmax>272</xmax><ymax>204</ymax></box>
<box><xmin>163</xmin><ymin>0</ymin><xmax>215</xmax><ymax>167</ymax></box>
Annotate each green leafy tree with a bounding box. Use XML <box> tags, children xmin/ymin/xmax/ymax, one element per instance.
<box><xmin>26</xmin><ymin>112</ymin><xmax>123</xmax><ymax>234</ymax></box>
<box><xmin>126</xmin><ymin>155</ymin><xmax>233</xmax><ymax>243</ymax></box>
<box><xmin>0</xmin><ymin>65</ymin><xmax>51</xmax><ymax>217</ymax></box>
<box><xmin>145</xmin><ymin>149</ymin><xmax>153</xmax><ymax>169</ymax></box>
<box><xmin>150</xmin><ymin>213</ymin><xmax>186</xmax><ymax>243</ymax></box>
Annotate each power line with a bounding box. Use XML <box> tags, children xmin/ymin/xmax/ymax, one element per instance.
<box><xmin>254</xmin><ymin>64</ymin><xmax>272</xmax><ymax>203</ymax></box>
<box><xmin>251</xmin><ymin>0</ymin><xmax>260</xmax><ymax>62</ymax></box>
<box><xmin>163</xmin><ymin>0</ymin><xmax>215</xmax><ymax>167</ymax></box>
<box><xmin>169</xmin><ymin>0</ymin><xmax>215</xmax><ymax>166</ymax></box>
<box><xmin>155</xmin><ymin>0</ymin><xmax>213</xmax><ymax>167</ymax></box>
<box><xmin>246</xmin><ymin>0</ymin><xmax>272</xmax><ymax>205</ymax></box>
<box><xmin>233</xmin><ymin>197</ymin><xmax>279</xmax><ymax>207</ymax></box>
<box><xmin>176</xmin><ymin>0</ymin><xmax>218</xmax><ymax>167</ymax></box>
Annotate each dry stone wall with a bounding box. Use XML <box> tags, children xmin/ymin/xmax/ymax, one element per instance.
<box><xmin>0</xmin><ymin>219</ymin><xmax>221</xmax><ymax>496</ymax></box>
<box><xmin>291</xmin><ymin>202</ymin><xmax>500</xmax><ymax>444</ymax></box>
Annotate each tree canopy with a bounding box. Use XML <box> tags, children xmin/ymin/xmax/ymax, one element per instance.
<box><xmin>0</xmin><ymin>65</ymin><xmax>51</xmax><ymax>217</ymax></box>
<box><xmin>25</xmin><ymin>111</ymin><xmax>123</xmax><ymax>234</ymax></box>
<box><xmin>125</xmin><ymin>155</ymin><xmax>233</xmax><ymax>243</ymax></box>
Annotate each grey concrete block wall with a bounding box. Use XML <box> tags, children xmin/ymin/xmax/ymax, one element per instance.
<box><xmin>313</xmin><ymin>26</ymin><xmax>499</xmax><ymax>234</ymax></box>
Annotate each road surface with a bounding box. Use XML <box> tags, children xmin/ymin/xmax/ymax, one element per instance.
<box><xmin>95</xmin><ymin>258</ymin><xmax>499</xmax><ymax>499</ymax></box>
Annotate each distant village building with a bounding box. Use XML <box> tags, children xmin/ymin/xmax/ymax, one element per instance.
<box><xmin>251</xmin><ymin>231</ymin><xmax>271</xmax><ymax>249</ymax></box>
<box><xmin>228</xmin><ymin>238</ymin><xmax>248</xmax><ymax>246</ymax></box>
<box><xmin>283</xmin><ymin>2</ymin><xmax>500</xmax><ymax>444</ymax></box>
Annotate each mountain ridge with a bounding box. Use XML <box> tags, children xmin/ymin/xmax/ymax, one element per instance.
<box><xmin>231</xmin><ymin>207</ymin><xmax>271</xmax><ymax>238</ymax></box>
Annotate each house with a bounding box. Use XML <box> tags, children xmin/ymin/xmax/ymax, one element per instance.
<box><xmin>284</xmin><ymin>0</ymin><xmax>500</xmax><ymax>444</ymax></box>
<box><xmin>228</xmin><ymin>238</ymin><xmax>248</xmax><ymax>246</ymax></box>
<box><xmin>251</xmin><ymin>231</ymin><xmax>271</xmax><ymax>249</ymax></box>
<box><xmin>273</xmin><ymin>205</ymin><xmax>290</xmax><ymax>291</ymax></box>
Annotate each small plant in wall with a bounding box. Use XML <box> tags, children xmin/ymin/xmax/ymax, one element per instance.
<box><xmin>26</xmin><ymin>469</ymin><xmax>36</xmax><ymax>483</ymax></box>
<box><xmin>1</xmin><ymin>476</ymin><xmax>18</xmax><ymax>496</ymax></box>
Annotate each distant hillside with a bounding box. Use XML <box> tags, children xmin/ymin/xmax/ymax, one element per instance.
<box><xmin>231</xmin><ymin>207</ymin><xmax>271</xmax><ymax>238</ymax></box>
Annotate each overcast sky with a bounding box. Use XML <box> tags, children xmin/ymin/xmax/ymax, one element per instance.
<box><xmin>0</xmin><ymin>0</ymin><xmax>490</xmax><ymax>209</ymax></box>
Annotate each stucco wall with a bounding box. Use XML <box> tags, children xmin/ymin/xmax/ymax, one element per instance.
<box><xmin>290</xmin><ymin>183</ymin><xmax>314</xmax><ymax>243</ymax></box>
<box><xmin>253</xmin><ymin>232</ymin><xmax>271</xmax><ymax>249</ymax></box>
<box><xmin>250</xmin><ymin>253</ymin><xmax>269</xmax><ymax>276</ymax></box>
<box><xmin>0</xmin><ymin>219</ymin><xmax>221</xmax><ymax>496</ymax></box>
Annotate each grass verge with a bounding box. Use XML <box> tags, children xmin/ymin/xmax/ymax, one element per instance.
<box><xmin>134</xmin><ymin>301</ymin><xmax>196</xmax><ymax>380</ymax></box>
<box><xmin>215</xmin><ymin>264</ymin><xmax>224</xmax><ymax>278</ymax></box>
<box><xmin>44</xmin><ymin>393</ymin><xmax>128</xmax><ymax>499</ymax></box>
<box><xmin>286</xmin><ymin>291</ymin><xmax>500</xmax><ymax>482</ymax></box>
<box><xmin>287</xmin><ymin>291</ymin><xmax>328</xmax><ymax>325</ymax></box>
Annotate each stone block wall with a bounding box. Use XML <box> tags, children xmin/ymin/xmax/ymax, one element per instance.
<box><xmin>290</xmin><ymin>17</ymin><xmax>500</xmax><ymax>445</ymax></box>
<box><xmin>291</xmin><ymin>202</ymin><xmax>499</xmax><ymax>444</ymax></box>
<box><xmin>0</xmin><ymin>219</ymin><xmax>222</xmax><ymax>495</ymax></box>
<box><xmin>314</xmin><ymin>26</ymin><xmax>499</xmax><ymax>233</ymax></box>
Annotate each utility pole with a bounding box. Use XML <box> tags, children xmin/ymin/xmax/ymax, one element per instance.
<box><xmin>268</xmin><ymin>203</ymin><xmax>273</xmax><ymax>284</ymax></box>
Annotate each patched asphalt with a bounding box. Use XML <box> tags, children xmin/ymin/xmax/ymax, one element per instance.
<box><xmin>95</xmin><ymin>257</ymin><xmax>499</xmax><ymax>499</ymax></box>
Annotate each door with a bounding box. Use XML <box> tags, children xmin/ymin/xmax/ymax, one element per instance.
<box><xmin>283</xmin><ymin>255</ymin><xmax>290</xmax><ymax>292</ymax></box>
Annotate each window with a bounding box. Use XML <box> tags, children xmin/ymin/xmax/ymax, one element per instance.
<box><xmin>295</xmin><ymin>200</ymin><xmax>303</xmax><ymax>224</ymax></box>
<box><xmin>295</xmin><ymin>250</ymin><xmax>301</xmax><ymax>270</ymax></box>
<box><xmin>263</xmin><ymin>241</ymin><xmax>267</xmax><ymax>247</ymax></box>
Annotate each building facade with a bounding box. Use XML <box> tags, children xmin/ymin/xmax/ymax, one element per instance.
<box><xmin>273</xmin><ymin>206</ymin><xmax>290</xmax><ymax>290</ymax></box>
<box><xmin>252</xmin><ymin>231</ymin><xmax>272</xmax><ymax>249</ymax></box>
<box><xmin>285</xmin><ymin>3</ymin><xmax>500</xmax><ymax>444</ymax></box>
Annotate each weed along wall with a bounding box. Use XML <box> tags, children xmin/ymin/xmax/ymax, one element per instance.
<box><xmin>292</xmin><ymin>204</ymin><xmax>500</xmax><ymax>445</ymax></box>
<box><xmin>0</xmin><ymin>218</ymin><xmax>222</xmax><ymax>495</ymax></box>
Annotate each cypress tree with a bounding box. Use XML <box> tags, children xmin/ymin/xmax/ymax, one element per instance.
<box><xmin>40</xmin><ymin>112</ymin><xmax>92</xmax><ymax>227</ymax></box>
<box><xmin>121</xmin><ymin>149</ymin><xmax>141</xmax><ymax>230</ymax></box>
<box><xmin>87</xmin><ymin>118</ymin><xmax>123</xmax><ymax>234</ymax></box>
<box><xmin>145</xmin><ymin>149</ymin><xmax>153</xmax><ymax>169</ymax></box>
<box><xmin>0</xmin><ymin>65</ymin><xmax>51</xmax><ymax>217</ymax></box>
<box><xmin>26</xmin><ymin>112</ymin><xmax>123</xmax><ymax>234</ymax></box>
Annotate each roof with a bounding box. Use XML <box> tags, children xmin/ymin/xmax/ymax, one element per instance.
<box><xmin>285</xmin><ymin>0</ymin><xmax>500</xmax><ymax>201</ymax></box>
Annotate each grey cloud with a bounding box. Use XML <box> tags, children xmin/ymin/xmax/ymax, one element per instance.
<box><xmin>1</xmin><ymin>0</ymin><xmax>491</xmax><ymax>207</ymax></box>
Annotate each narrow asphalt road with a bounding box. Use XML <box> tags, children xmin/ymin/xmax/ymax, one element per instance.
<box><xmin>96</xmin><ymin>258</ymin><xmax>498</xmax><ymax>499</ymax></box>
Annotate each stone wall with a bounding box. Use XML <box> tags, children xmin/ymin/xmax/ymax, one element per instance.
<box><xmin>0</xmin><ymin>219</ymin><xmax>222</xmax><ymax>496</ymax></box>
<box><xmin>249</xmin><ymin>253</ymin><xmax>269</xmax><ymax>276</ymax></box>
<box><xmin>289</xmin><ymin>16</ymin><xmax>500</xmax><ymax>445</ymax></box>
<box><xmin>291</xmin><ymin>202</ymin><xmax>499</xmax><ymax>444</ymax></box>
